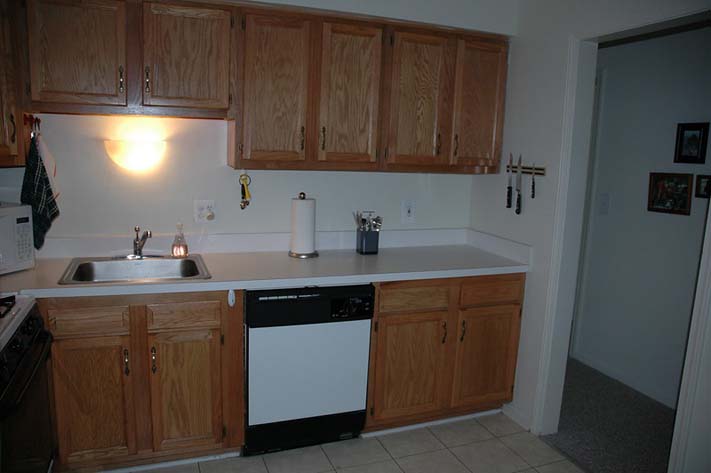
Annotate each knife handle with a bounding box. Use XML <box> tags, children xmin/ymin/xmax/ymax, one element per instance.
<box><xmin>531</xmin><ymin>178</ymin><xmax>536</xmax><ymax>199</ymax></box>
<box><xmin>506</xmin><ymin>186</ymin><xmax>512</xmax><ymax>208</ymax></box>
<box><xmin>515</xmin><ymin>191</ymin><xmax>521</xmax><ymax>215</ymax></box>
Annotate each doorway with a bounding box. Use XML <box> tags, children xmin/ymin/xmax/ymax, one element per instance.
<box><xmin>543</xmin><ymin>24</ymin><xmax>711</xmax><ymax>473</ymax></box>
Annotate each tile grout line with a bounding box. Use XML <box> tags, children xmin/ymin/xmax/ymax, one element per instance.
<box><xmin>373</xmin><ymin>436</ymin><xmax>407</xmax><ymax>473</ymax></box>
<box><xmin>318</xmin><ymin>444</ymin><xmax>337</xmax><ymax>472</ymax></box>
<box><xmin>425</xmin><ymin>425</ymin><xmax>477</xmax><ymax>473</ymax></box>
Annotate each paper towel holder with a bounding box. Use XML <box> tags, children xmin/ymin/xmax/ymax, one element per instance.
<box><xmin>289</xmin><ymin>192</ymin><xmax>319</xmax><ymax>259</ymax></box>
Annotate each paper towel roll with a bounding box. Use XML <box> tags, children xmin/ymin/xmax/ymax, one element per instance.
<box><xmin>289</xmin><ymin>195</ymin><xmax>318</xmax><ymax>258</ymax></box>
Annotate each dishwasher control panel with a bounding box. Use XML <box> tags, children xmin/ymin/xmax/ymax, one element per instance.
<box><xmin>331</xmin><ymin>296</ymin><xmax>373</xmax><ymax>319</ymax></box>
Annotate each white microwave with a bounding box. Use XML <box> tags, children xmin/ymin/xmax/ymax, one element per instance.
<box><xmin>0</xmin><ymin>203</ymin><xmax>35</xmax><ymax>275</ymax></box>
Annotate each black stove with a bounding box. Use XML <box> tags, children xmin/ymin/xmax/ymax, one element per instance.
<box><xmin>0</xmin><ymin>295</ymin><xmax>55</xmax><ymax>473</ymax></box>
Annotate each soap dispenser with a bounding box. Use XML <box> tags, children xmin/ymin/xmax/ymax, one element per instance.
<box><xmin>171</xmin><ymin>223</ymin><xmax>189</xmax><ymax>257</ymax></box>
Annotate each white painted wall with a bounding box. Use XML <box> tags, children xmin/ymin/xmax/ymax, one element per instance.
<box><xmin>242</xmin><ymin>0</ymin><xmax>519</xmax><ymax>35</ymax></box>
<box><xmin>0</xmin><ymin>114</ymin><xmax>472</xmax><ymax>239</ymax></box>
<box><xmin>469</xmin><ymin>0</ymin><xmax>711</xmax><ymax>432</ymax></box>
<box><xmin>571</xmin><ymin>28</ymin><xmax>711</xmax><ymax>408</ymax></box>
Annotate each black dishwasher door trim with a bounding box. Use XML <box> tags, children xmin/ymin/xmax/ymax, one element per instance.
<box><xmin>245</xmin><ymin>284</ymin><xmax>375</xmax><ymax>328</ymax></box>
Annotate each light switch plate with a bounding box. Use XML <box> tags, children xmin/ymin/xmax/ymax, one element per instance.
<box><xmin>194</xmin><ymin>200</ymin><xmax>215</xmax><ymax>223</ymax></box>
<box><xmin>401</xmin><ymin>200</ymin><xmax>416</xmax><ymax>224</ymax></box>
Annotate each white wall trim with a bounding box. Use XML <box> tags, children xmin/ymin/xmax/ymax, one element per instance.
<box><xmin>530</xmin><ymin>36</ymin><xmax>582</xmax><ymax>435</ymax></box>
<box><xmin>667</xmin><ymin>202</ymin><xmax>711</xmax><ymax>473</ymax></box>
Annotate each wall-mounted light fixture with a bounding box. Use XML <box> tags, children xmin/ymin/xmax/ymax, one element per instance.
<box><xmin>104</xmin><ymin>118</ymin><xmax>167</xmax><ymax>173</ymax></box>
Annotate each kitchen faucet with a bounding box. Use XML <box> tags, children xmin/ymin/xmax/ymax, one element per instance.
<box><xmin>133</xmin><ymin>226</ymin><xmax>152</xmax><ymax>258</ymax></box>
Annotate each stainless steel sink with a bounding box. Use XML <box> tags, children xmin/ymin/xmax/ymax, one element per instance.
<box><xmin>58</xmin><ymin>255</ymin><xmax>211</xmax><ymax>285</ymax></box>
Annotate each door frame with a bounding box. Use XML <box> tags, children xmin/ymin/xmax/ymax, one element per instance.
<box><xmin>532</xmin><ymin>31</ymin><xmax>711</xmax><ymax>473</ymax></box>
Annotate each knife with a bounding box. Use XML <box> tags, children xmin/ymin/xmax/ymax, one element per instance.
<box><xmin>515</xmin><ymin>155</ymin><xmax>522</xmax><ymax>215</ymax></box>
<box><xmin>506</xmin><ymin>153</ymin><xmax>513</xmax><ymax>208</ymax></box>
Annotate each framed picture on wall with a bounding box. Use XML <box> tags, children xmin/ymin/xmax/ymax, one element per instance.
<box><xmin>648</xmin><ymin>172</ymin><xmax>692</xmax><ymax>215</ymax></box>
<box><xmin>696</xmin><ymin>175</ymin><xmax>711</xmax><ymax>199</ymax></box>
<box><xmin>674</xmin><ymin>122</ymin><xmax>709</xmax><ymax>164</ymax></box>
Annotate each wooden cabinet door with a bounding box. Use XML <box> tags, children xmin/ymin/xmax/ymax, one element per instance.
<box><xmin>451</xmin><ymin>39</ymin><xmax>507</xmax><ymax>168</ymax></box>
<box><xmin>386</xmin><ymin>31</ymin><xmax>454</xmax><ymax>166</ymax></box>
<box><xmin>52</xmin><ymin>336</ymin><xmax>136</xmax><ymax>464</ymax></box>
<box><xmin>0</xmin><ymin>0</ymin><xmax>19</xmax><ymax>165</ymax></box>
<box><xmin>451</xmin><ymin>305</ymin><xmax>521</xmax><ymax>408</ymax></box>
<box><xmin>242</xmin><ymin>15</ymin><xmax>310</xmax><ymax>162</ymax></box>
<box><xmin>143</xmin><ymin>2</ymin><xmax>232</xmax><ymax>109</ymax></box>
<box><xmin>148</xmin><ymin>328</ymin><xmax>223</xmax><ymax>452</ymax></box>
<box><xmin>27</xmin><ymin>0</ymin><xmax>127</xmax><ymax>105</ymax></box>
<box><xmin>372</xmin><ymin>311</ymin><xmax>449</xmax><ymax>421</ymax></box>
<box><xmin>317</xmin><ymin>22</ymin><xmax>381</xmax><ymax>164</ymax></box>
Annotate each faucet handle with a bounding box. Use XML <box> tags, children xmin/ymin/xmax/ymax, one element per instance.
<box><xmin>146</xmin><ymin>230</ymin><xmax>152</xmax><ymax>238</ymax></box>
<box><xmin>134</xmin><ymin>225</ymin><xmax>140</xmax><ymax>236</ymax></box>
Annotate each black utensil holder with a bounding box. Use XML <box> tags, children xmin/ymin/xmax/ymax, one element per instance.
<box><xmin>356</xmin><ymin>230</ymin><xmax>379</xmax><ymax>255</ymax></box>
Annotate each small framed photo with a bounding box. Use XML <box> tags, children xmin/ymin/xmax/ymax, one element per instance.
<box><xmin>674</xmin><ymin>122</ymin><xmax>709</xmax><ymax>164</ymax></box>
<box><xmin>696</xmin><ymin>175</ymin><xmax>711</xmax><ymax>199</ymax></box>
<box><xmin>648</xmin><ymin>172</ymin><xmax>692</xmax><ymax>215</ymax></box>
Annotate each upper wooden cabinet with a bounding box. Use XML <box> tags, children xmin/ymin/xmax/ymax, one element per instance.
<box><xmin>241</xmin><ymin>14</ymin><xmax>311</xmax><ymax>162</ymax></box>
<box><xmin>0</xmin><ymin>0</ymin><xmax>20</xmax><ymax>166</ymax></box>
<box><xmin>27</xmin><ymin>0</ymin><xmax>127</xmax><ymax>105</ymax></box>
<box><xmin>451</xmin><ymin>39</ymin><xmax>507</xmax><ymax>169</ymax></box>
<box><xmin>317</xmin><ymin>22</ymin><xmax>382</xmax><ymax>165</ymax></box>
<box><xmin>143</xmin><ymin>2</ymin><xmax>233</xmax><ymax>109</ymax></box>
<box><xmin>385</xmin><ymin>31</ymin><xmax>455</xmax><ymax>167</ymax></box>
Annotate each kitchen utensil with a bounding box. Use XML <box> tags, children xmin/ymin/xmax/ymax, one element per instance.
<box><xmin>506</xmin><ymin>153</ymin><xmax>513</xmax><ymax>208</ymax></box>
<box><xmin>515</xmin><ymin>155</ymin><xmax>522</xmax><ymax>215</ymax></box>
<box><xmin>531</xmin><ymin>162</ymin><xmax>536</xmax><ymax>199</ymax></box>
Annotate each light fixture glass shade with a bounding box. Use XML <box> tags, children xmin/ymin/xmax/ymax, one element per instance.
<box><xmin>104</xmin><ymin>139</ymin><xmax>166</xmax><ymax>173</ymax></box>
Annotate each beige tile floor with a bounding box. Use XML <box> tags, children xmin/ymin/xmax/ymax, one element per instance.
<box><xmin>145</xmin><ymin>413</ymin><xmax>584</xmax><ymax>473</ymax></box>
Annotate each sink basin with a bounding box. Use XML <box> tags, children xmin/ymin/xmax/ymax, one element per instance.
<box><xmin>58</xmin><ymin>255</ymin><xmax>211</xmax><ymax>285</ymax></box>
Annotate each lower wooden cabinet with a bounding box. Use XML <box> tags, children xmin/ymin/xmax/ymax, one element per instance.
<box><xmin>39</xmin><ymin>291</ymin><xmax>243</xmax><ymax>470</ymax></box>
<box><xmin>367</xmin><ymin>274</ymin><xmax>525</xmax><ymax>429</ymax></box>
<box><xmin>451</xmin><ymin>305</ymin><xmax>521</xmax><ymax>409</ymax></box>
<box><xmin>371</xmin><ymin>311</ymin><xmax>449</xmax><ymax>421</ymax></box>
<box><xmin>149</xmin><ymin>328</ymin><xmax>223</xmax><ymax>452</ymax></box>
<box><xmin>52</xmin><ymin>336</ymin><xmax>136</xmax><ymax>464</ymax></box>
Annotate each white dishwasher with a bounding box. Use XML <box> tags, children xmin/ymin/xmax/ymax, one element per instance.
<box><xmin>244</xmin><ymin>285</ymin><xmax>374</xmax><ymax>455</ymax></box>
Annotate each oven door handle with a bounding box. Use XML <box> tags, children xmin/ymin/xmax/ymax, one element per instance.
<box><xmin>0</xmin><ymin>330</ymin><xmax>53</xmax><ymax>419</ymax></box>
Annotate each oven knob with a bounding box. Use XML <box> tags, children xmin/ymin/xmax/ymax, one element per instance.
<box><xmin>9</xmin><ymin>338</ymin><xmax>23</xmax><ymax>353</ymax></box>
<box><xmin>22</xmin><ymin>318</ymin><xmax>36</xmax><ymax>335</ymax></box>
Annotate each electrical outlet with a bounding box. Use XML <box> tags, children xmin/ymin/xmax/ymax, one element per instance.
<box><xmin>401</xmin><ymin>200</ymin><xmax>416</xmax><ymax>224</ymax></box>
<box><xmin>194</xmin><ymin>200</ymin><xmax>216</xmax><ymax>223</ymax></box>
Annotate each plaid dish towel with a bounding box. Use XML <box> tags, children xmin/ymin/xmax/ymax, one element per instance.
<box><xmin>21</xmin><ymin>136</ymin><xmax>60</xmax><ymax>249</ymax></box>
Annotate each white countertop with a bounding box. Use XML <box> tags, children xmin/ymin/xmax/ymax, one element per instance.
<box><xmin>0</xmin><ymin>245</ymin><xmax>528</xmax><ymax>298</ymax></box>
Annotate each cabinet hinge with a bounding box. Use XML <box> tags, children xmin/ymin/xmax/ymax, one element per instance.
<box><xmin>374</xmin><ymin>321</ymin><xmax>378</xmax><ymax>332</ymax></box>
<box><xmin>384</xmin><ymin>148</ymin><xmax>389</xmax><ymax>159</ymax></box>
<box><xmin>238</xmin><ymin>143</ymin><xmax>244</xmax><ymax>156</ymax></box>
<box><xmin>228</xmin><ymin>93</ymin><xmax>233</xmax><ymax>106</ymax></box>
<box><xmin>390</xmin><ymin>34</ymin><xmax>394</xmax><ymax>46</ymax></box>
<box><xmin>241</xmin><ymin>17</ymin><xmax>246</xmax><ymax>30</ymax></box>
<box><xmin>222</xmin><ymin>425</ymin><xmax>227</xmax><ymax>438</ymax></box>
<box><xmin>220</xmin><ymin>334</ymin><xmax>225</xmax><ymax>345</ymax></box>
<box><xmin>230</xmin><ymin>15</ymin><xmax>235</xmax><ymax>28</ymax></box>
<box><xmin>370</xmin><ymin>407</ymin><xmax>374</xmax><ymax>416</ymax></box>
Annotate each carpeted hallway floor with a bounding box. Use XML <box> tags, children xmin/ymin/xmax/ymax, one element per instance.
<box><xmin>542</xmin><ymin>358</ymin><xmax>676</xmax><ymax>473</ymax></box>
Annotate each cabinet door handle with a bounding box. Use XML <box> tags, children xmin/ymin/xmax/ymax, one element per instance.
<box><xmin>454</xmin><ymin>134</ymin><xmax>459</xmax><ymax>157</ymax></box>
<box><xmin>442</xmin><ymin>321</ymin><xmax>447</xmax><ymax>344</ymax></box>
<box><xmin>9</xmin><ymin>113</ymin><xmax>15</xmax><ymax>144</ymax></box>
<box><xmin>123</xmin><ymin>348</ymin><xmax>130</xmax><ymax>375</ymax></box>
<box><xmin>436</xmin><ymin>133</ymin><xmax>442</xmax><ymax>155</ymax></box>
<box><xmin>299</xmin><ymin>126</ymin><xmax>305</xmax><ymax>151</ymax></box>
<box><xmin>320</xmin><ymin>126</ymin><xmax>326</xmax><ymax>151</ymax></box>
<box><xmin>151</xmin><ymin>346</ymin><xmax>157</xmax><ymax>374</ymax></box>
<box><xmin>460</xmin><ymin>320</ymin><xmax>467</xmax><ymax>342</ymax></box>
<box><xmin>144</xmin><ymin>66</ymin><xmax>151</xmax><ymax>93</ymax></box>
<box><xmin>118</xmin><ymin>65</ymin><xmax>124</xmax><ymax>93</ymax></box>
